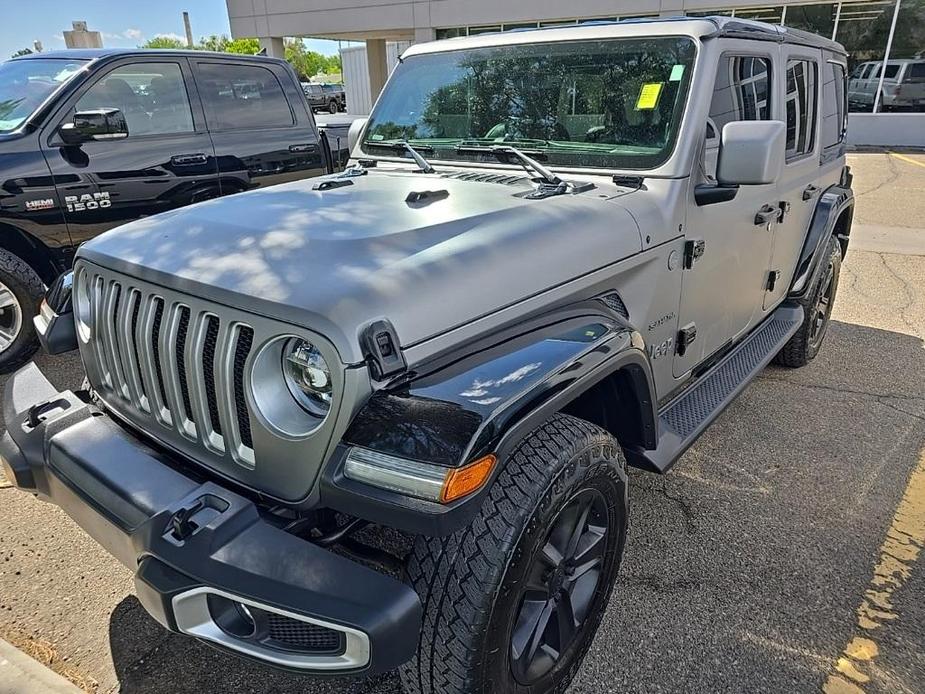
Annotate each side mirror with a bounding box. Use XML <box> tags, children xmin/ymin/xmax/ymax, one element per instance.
<box><xmin>59</xmin><ymin>108</ymin><xmax>128</xmax><ymax>145</ymax></box>
<box><xmin>34</xmin><ymin>271</ymin><xmax>77</xmax><ymax>355</ymax></box>
<box><xmin>716</xmin><ymin>120</ymin><xmax>785</xmax><ymax>186</ymax></box>
<box><xmin>347</xmin><ymin>117</ymin><xmax>368</xmax><ymax>153</ymax></box>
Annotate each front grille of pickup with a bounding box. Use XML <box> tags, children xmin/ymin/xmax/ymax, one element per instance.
<box><xmin>80</xmin><ymin>267</ymin><xmax>256</xmax><ymax>468</ymax></box>
<box><xmin>264</xmin><ymin>613</ymin><xmax>344</xmax><ymax>653</ymax></box>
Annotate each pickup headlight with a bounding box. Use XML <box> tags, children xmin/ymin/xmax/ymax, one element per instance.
<box><xmin>282</xmin><ymin>338</ymin><xmax>332</xmax><ymax>417</ymax></box>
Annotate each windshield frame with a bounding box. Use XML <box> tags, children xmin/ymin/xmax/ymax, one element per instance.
<box><xmin>0</xmin><ymin>57</ymin><xmax>91</xmax><ymax>136</ymax></box>
<box><xmin>360</xmin><ymin>34</ymin><xmax>701</xmax><ymax>177</ymax></box>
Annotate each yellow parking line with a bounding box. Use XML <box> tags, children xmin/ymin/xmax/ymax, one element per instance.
<box><xmin>889</xmin><ymin>152</ymin><xmax>925</xmax><ymax>170</ymax></box>
<box><xmin>822</xmin><ymin>447</ymin><xmax>925</xmax><ymax>693</ymax></box>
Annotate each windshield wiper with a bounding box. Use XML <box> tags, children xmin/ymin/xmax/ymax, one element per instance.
<box><xmin>455</xmin><ymin>143</ymin><xmax>561</xmax><ymax>186</ymax></box>
<box><xmin>363</xmin><ymin>139</ymin><xmax>435</xmax><ymax>174</ymax></box>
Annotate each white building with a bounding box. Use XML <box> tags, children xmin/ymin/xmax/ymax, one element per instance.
<box><xmin>226</xmin><ymin>0</ymin><xmax>925</xmax><ymax>146</ymax></box>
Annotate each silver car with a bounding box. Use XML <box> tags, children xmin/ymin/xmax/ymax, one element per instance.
<box><xmin>5</xmin><ymin>17</ymin><xmax>854</xmax><ymax>694</ymax></box>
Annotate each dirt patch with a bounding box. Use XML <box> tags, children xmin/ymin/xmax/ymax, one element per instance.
<box><xmin>1</xmin><ymin>627</ymin><xmax>99</xmax><ymax>692</ymax></box>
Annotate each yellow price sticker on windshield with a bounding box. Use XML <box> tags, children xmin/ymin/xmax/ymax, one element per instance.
<box><xmin>636</xmin><ymin>82</ymin><xmax>663</xmax><ymax>110</ymax></box>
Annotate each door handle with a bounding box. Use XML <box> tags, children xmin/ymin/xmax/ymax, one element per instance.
<box><xmin>289</xmin><ymin>143</ymin><xmax>317</xmax><ymax>153</ymax></box>
<box><xmin>754</xmin><ymin>204</ymin><xmax>779</xmax><ymax>226</ymax></box>
<box><xmin>171</xmin><ymin>153</ymin><xmax>209</xmax><ymax>166</ymax></box>
<box><xmin>802</xmin><ymin>184</ymin><xmax>819</xmax><ymax>201</ymax></box>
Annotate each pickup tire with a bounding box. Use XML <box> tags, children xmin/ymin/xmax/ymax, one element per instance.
<box><xmin>774</xmin><ymin>234</ymin><xmax>842</xmax><ymax>368</ymax></box>
<box><xmin>328</xmin><ymin>100</ymin><xmax>339</xmax><ymax>114</ymax></box>
<box><xmin>401</xmin><ymin>414</ymin><xmax>628</xmax><ymax>694</ymax></box>
<box><xmin>0</xmin><ymin>249</ymin><xmax>44</xmax><ymax>373</ymax></box>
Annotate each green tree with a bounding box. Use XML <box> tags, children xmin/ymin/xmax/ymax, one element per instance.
<box><xmin>11</xmin><ymin>48</ymin><xmax>33</xmax><ymax>58</ymax></box>
<box><xmin>140</xmin><ymin>36</ymin><xmax>187</xmax><ymax>49</ymax></box>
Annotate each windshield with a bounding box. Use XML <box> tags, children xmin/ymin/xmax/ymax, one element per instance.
<box><xmin>363</xmin><ymin>37</ymin><xmax>697</xmax><ymax>171</ymax></box>
<box><xmin>0</xmin><ymin>58</ymin><xmax>86</xmax><ymax>133</ymax></box>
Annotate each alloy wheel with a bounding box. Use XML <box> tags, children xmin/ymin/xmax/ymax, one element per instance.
<box><xmin>0</xmin><ymin>280</ymin><xmax>23</xmax><ymax>353</ymax></box>
<box><xmin>810</xmin><ymin>260</ymin><xmax>835</xmax><ymax>345</ymax></box>
<box><xmin>510</xmin><ymin>488</ymin><xmax>609</xmax><ymax>684</ymax></box>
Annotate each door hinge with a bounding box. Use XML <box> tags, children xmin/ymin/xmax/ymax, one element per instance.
<box><xmin>766</xmin><ymin>270</ymin><xmax>781</xmax><ymax>291</ymax></box>
<box><xmin>683</xmin><ymin>240</ymin><xmax>705</xmax><ymax>269</ymax></box>
<box><xmin>676</xmin><ymin>323</ymin><xmax>697</xmax><ymax>356</ymax></box>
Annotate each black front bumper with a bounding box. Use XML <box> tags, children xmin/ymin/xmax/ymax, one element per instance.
<box><xmin>0</xmin><ymin>363</ymin><xmax>421</xmax><ymax>676</ymax></box>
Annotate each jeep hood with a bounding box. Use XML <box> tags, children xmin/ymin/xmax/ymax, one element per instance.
<box><xmin>78</xmin><ymin>171</ymin><xmax>642</xmax><ymax>365</ymax></box>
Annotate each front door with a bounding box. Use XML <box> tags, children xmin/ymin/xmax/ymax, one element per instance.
<box><xmin>41</xmin><ymin>58</ymin><xmax>220</xmax><ymax>247</ymax></box>
<box><xmin>674</xmin><ymin>46</ymin><xmax>780</xmax><ymax>377</ymax></box>
<box><xmin>764</xmin><ymin>48</ymin><xmax>823</xmax><ymax>309</ymax></box>
<box><xmin>192</xmin><ymin>59</ymin><xmax>325</xmax><ymax>195</ymax></box>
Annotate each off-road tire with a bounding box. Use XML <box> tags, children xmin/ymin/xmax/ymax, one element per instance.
<box><xmin>328</xmin><ymin>100</ymin><xmax>339</xmax><ymax>114</ymax></box>
<box><xmin>401</xmin><ymin>414</ymin><xmax>628</xmax><ymax>694</ymax></box>
<box><xmin>0</xmin><ymin>249</ymin><xmax>44</xmax><ymax>373</ymax></box>
<box><xmin>774</xmin><ymin>234</ymin><xmax>842</xmax><ymax>368</ymax></box>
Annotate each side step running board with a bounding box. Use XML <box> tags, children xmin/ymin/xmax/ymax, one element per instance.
<box><xmin>626</xmin><ymin>302</ymin><xmax>804</xmax><ymax>474</ymax></box>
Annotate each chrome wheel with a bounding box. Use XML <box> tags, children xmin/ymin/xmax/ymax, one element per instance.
<box><xmin>0</xmin><ymin>280</ymin><xmax>23</xmax><ymax>353</ymax></box>
<box><xmin>510</xmin><ymin>488</ymin><xmax>609</xmax><ymax>685</ymax></box>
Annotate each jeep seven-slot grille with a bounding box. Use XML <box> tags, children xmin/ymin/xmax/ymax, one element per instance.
<box><xmin>82</xmin><ymin>269</ymin><xmax>256</xmax><ymax>467</ymax></box>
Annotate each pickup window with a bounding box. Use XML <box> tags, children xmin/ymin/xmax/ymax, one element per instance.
<box><xmin>197</xmin><ymin>62</ymin><xmax>294</xmax><ymax>130</ymax></box>
<box><xmin>0</xmin><ymin>58</ymin><xmax>86</xmax><ymax>133</ymax></box>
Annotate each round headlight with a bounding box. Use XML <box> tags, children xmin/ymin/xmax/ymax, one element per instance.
<box><xmin>282</xmin><ymin>338</ymin><xmax>332</xmax><ymax>417</ymax></box>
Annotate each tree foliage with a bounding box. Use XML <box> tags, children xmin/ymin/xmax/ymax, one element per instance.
<box><xmin>139</xmin><ymin>34</ymin><xmax>342</xmax><ymax>81</ymax></box>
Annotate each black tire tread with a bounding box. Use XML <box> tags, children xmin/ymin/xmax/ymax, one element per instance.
<box><xmin>400</xmin><ymin>413</ymin><xmax>625</xmax><ymax>694</ymax></box>
<box><xmin>774</xmin><ymin>234</ymin><xmax>841</xmax><ymax>368</ymax></box>
<box><xmin>0</xmin><ymin>248</ymin><xmax>44</xmax><ymax>372</ymax></box>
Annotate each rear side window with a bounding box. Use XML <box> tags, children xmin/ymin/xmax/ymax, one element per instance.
<box><xmin>197</xmin><ymin>63</ymin><xmax>294</xmax><ymax>130</ymax></box>
<box><xmin>821</xmin><ymin>62</ymin><xmax>846</xmax><ymax>150</ymax></box>
<box><xmin>708</xmin><ymin>55</ymin><xmax>772</xmax><ymax>138</ymax></box>
<box><xmin>905</xmin><ymin>63</ymin><xmax>925</xmax><ymax>81</ymax></box>
<box><xmin>76</xmin><ymin>62</ymin><xmax>193</xmax><ymax>137</ymax></box>
<box><xmin>785</xmin><ymin>59</ymin><xmax>817</xmax><ymax>160</ymax></box>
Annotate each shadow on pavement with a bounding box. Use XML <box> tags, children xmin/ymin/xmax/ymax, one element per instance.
<box><xmin>84</xmin><ymin>318</ymin><xmax>924</xmax><ymax>693</ymax></box>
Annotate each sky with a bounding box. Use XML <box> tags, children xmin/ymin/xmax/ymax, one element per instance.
<box><xmin>1</xmin><ymin>0</ymin><xmax>348</xmax><ymax>58</ymax></box>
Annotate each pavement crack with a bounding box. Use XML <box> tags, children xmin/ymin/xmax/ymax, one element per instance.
<box><xmin>875</xmin><ymin>252</ymin><xmax>922</xmax><ymax>339</ymax></box>
<box><xmin>646</xmin><ymin>479</ymin><xmax>698</xmax><ymax>534</ymax></box>
<box><xmin>761</xmin><ymin>376</ymin><xmax>925</xmax><ymax>422</ymax></box>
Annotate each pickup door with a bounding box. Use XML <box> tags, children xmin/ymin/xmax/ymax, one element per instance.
<box><xmin>193</xmin><ymin>59</ymin><xmax>326</xmax><ymax>195</ymax></box>
<box><xmin>41</xmin><ymin>57</ymin><xmax>220</xmax><ymax>247</ymax></box>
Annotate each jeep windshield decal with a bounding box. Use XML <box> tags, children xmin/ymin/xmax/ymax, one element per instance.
<box><xmin>362</xmin><ymin>37</ymin><xmax>696</xmax><ymax>171</ymax></box>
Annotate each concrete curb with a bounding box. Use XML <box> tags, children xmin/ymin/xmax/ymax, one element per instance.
<box><xmin>0</xmin><ymin>639</ymin><xmax>84</xmax><ymax>694</ymax></box>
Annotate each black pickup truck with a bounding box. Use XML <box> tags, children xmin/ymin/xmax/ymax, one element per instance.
<box><xmin>0</xmin><ymin>48</ymin><xmax>342</xmax><ymax>371</ymax></box>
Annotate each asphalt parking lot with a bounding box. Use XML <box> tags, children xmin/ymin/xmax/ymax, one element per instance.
<box><xmin>1</xmin><ymin>152</ymin><xmax>924</xmax><ymax>694</ymax></box>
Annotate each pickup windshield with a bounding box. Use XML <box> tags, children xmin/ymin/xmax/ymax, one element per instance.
<box><xmin>362</xmin><ymin>36</ymin><xmax>696</xmax><ymax>170</ymax></box>
<box><xmin>0</xmin><ymin>58</ymin><xmax>86</xmax><ymax>133</ymax></box>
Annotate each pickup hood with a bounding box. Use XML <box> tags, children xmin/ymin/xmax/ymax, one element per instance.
<box><xmin>78</xmin><ymin>170</ymin><xmax>642</xmax><ymax>364</ymax></box>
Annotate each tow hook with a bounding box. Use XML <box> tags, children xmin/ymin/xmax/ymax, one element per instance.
<box><xmin>26</xmin><ymin>398</ymin><xmax>71</xmax><ymax>428</ymax></box>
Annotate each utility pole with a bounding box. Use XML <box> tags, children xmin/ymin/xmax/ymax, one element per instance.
<box><xmin>183</xmin><ymin>11</ymin><xmax>194</xmax><ymax>48</ymax></box>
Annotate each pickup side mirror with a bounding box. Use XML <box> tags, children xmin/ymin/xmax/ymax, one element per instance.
<box><xmin>347</xmin><ymin>117</ymin><xmax>368</xmax><ymax>153</ymax></box>
<box><xmin>716</xmin><ymin>120</ymin><xmax>785</xmax><ymax>186</ymax></box>
<box><xmin>59</xmin><ymin>108</ymin><xmax>128</xmax><ymax>145</ymax></box>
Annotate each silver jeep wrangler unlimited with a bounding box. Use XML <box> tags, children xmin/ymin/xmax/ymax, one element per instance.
<box><xmin>2</xmin><ymin>17</ymin><xmax>853</xmax><ymax>694</ymax></box>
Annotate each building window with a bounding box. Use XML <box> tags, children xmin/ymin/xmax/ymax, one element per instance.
<box><xmin>734</xmin><ymin>6</ymin><xmax>785</xmax><ymax>23</ymax></box>
<box><xmin>435</xmin><ymin>27</ymin><xmax>466</xmax><ymax>40</ymax></box>
<box><xmin>785</xmin><ymin>59</ymin><xmax>818</xmax><ymax>158</ymax></box>
<box><xmin>784</xmin><ymin>3</ymin><xmax>839</xmax><ymax>37</ymax></box>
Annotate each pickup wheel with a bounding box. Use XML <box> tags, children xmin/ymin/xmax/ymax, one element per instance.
<box><xmin>774</xmin><ymin>234</ymin><xmax>842</xmax><ymax>368</ymax></box>
<box><xmin>401</xmin><ymin>414</ymin><xmax>628</xmax><ymax>694</ymax></box>
<box><xmin>328</xmin><ymin>100</ymin><xmax>339</xmax><ymax>114</ymax></box>
<box><xmin>0</xmin><ymin>249</ymin><xmax>44</xmax><ymax>373</ymax></box>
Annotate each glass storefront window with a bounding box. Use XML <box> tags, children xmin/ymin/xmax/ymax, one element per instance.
<box><xmin>735</xmin><ymin>6</ymin><xmax>785</xmax><ymax>22</ymax></box>
<box><xmin>467</xmin><ymin>25</ymin><xmax>502</xmax><ymax>35</ymax></box>
<box><xmin>784</xmin><ymin>3</ymin><xmax>839</xmax><ymax>37</ymax></box>
<box><xmin>686</xmin><ymin>9</ymin><xmax>735</xmax><ymax>16</ymax></box>
<box><xmin>503</xmin><ymin>22</ymin><xmax>539</xmax><ymax>31</ymax></box>
<box><xmin>435</xmin><ymin>27</ymin><xmax>466</xmax><ymax>40</ymax></box>
<box><xmin>882</xmin><ymin>0</ymin><xmax>925</xmax><ymax>112</ymax></box>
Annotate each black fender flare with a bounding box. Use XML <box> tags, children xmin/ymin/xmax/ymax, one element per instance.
<box><xmin>321</xmin><ymin>306</ymin><xmax>658</xmax><ymax>536</ymax></box>
<box><xmin>789</xmin><ymin>184</ymin><xmax>854</xmax><ymax>299</ymax></box>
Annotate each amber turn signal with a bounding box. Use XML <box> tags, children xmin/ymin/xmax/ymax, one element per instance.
<box><xmin>440</xmin><ymin>454</ymin><xmax>497</xmax><ymax>503</ymax></box>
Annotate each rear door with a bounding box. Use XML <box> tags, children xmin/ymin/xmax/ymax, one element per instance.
<box><xmin>41</xmin><ymin>57</ymin><xmax>219</xmax><ymax>246</ymax></box>
<box><xmin>194</xmin><ymin>59</ymin><xmax>325</xmax><ymax>195</ymax></box>
<box><xmin>764</xmin><ymin>48</ymin><xmax>823</xmax><ymax>309</ymax></box>
<box><xmin>675</xmin><ymin>46</ymin><xmax>779</xmax><ymax>376</ymax></box>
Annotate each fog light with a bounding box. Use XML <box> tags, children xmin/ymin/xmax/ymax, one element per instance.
<box><xmin>344</xmin><ymin>448</ymin><xmax>496</xmax><ymax>504</ymax></box>
<box><xmin>207</xmin><ymin>594</ymin><xmax>257</xmax><ymax>639</ymax></box>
